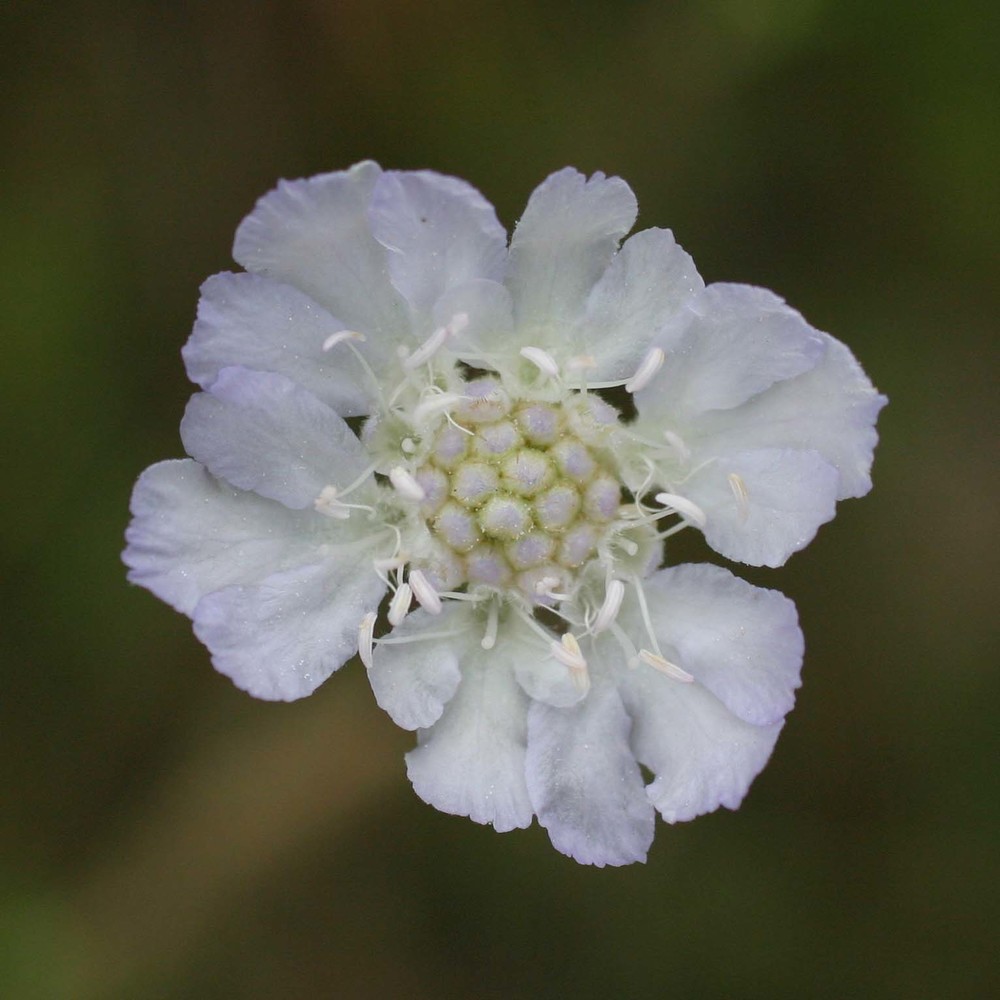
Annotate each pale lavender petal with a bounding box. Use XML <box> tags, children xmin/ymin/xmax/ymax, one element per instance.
<box><xmin>571</xmin><ymin>228</ymin><xmax>704</xmax><ymax>381</ymax></box>
<box><xmin>123</xmin><ymin>459</ymin><xmax>329</xmax><ymax>616</ymax></box>
<box><xmin>368</xmin><ymin>605</ymin><xmax>469</xmax><ymax>730</ymax></box>
<box><xmin>506</xmin><ymin>168</ymin><xmax>638</xmax><ymax>332</ymax></box>
<box><xmin>628</xmin><ymin>564</ymin><xmax>803</xmax><ymax>727</ymax></box>
<box><xmin>636</xmin><ymin>283</ymin><xmax>825</xmax><ymax>422</ymax></box>
<box><xmin>613</xmin><ymin>637</ymin><xmax>782</xmax><ymax>823</ymax></box>
<box><xmin>683</xmin><ymin>447</ymin><xmax>840</xmax><ymax>567</ymax></box>
<box><xmin>370</xmin><ymin>170</ymin><xmax>507</xmax><ymax>330</ymax></box>
<box><xmin>180</xmin><ymin>367</ymin><xmax>372</xmax><ymax>510</ymax></box>
<box><xmin>193</xmin><ymin>557</ymin><xmax>386</xmax><ymax>702</ymax></box>
<box><xmin>525</xmin><ymin>677</ymin><xmax>654</xmax><ymax>867</ymax></box>
<box><xmin>693</xmin><ymin>334</ymin><xmax>888</xmax><ymax>499</ymax></box>
<box><xmin>232</xmin><ymin>161</ymin><xmax>410</xmax><ymax>342</ymax></box>
<box><xmin>406</xmin><ymin>643</ymin><xmax>533</xmax><ymax>833</ymax></box>
<box><xmin>182</xmin><ymin>272</ymin><xmax>382</xmax><ymax>417</ymax></box>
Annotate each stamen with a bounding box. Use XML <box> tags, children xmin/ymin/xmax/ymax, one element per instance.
<box><xmin>519</xmin><ymin>346</ymin><xmax>560</xmax><ymax>379</ymax></box>
<box><xmin>566</xmin><ymin>354</ymin><xmax>597</xmax><ymax>372</ymax></box>
<box><xmin>654</xmin><ymin>492</ymin><xmax>707</xmax><ymax>529</ymax></box>
<box><xmin>413</xmin><ymin>391</ymin><xmax>469</xmax><ymax>424</ymax></box>
<box><xmin>387</xmin><ymin>583</ymin><xmax>412</xmax><ymax>627</ymax></box>
<box><xmin>321</xmin><ymin>329</ymin><xmax>366</xmax><ymax>352</ymax></box>
<box><xmin>663</xmin><ymin>430</ymin><xmax>691</xmax><ymax>463</ymax></box>
<box><xmin>625</xmin><ymin>347</ymin><xmax>665</xmax><ymax>394</ymax></box>
<box><xmin>592</xmin><ymin>580</ymin><xmax>625</xmax><ymax>634</ymax></box>
<box><xmin>401</xmin><ymin>437</ymin><xmax>416</xmax><ymax>454</ymax></box>
<box><xmin>638</xmin><ymin>649</ymin><xmax>694</xmax><ymax>683</ymax></box>
<box><xmin>630</xmin><ymin>575</ymin><xmax>664</xmax><ymax>659</ymax></box>
<box><xmin>409</xmin><ymin>569</ymin><xmax>442</xmax><ymax>615</ymax></box>
<box><xmin>481</xmin><ymin>600</ymin><xmax>499</xmax><ymax>650</ymax></box>
<box><xmin>313</xmin><ymin>486</ymin><xmax>351</xmax><ymax>519</ymax></box>
<box><xmin>358</xmin><ymin>612</ymin><xmax>377</xmax><ymax>669</ymax></box>
<box><xmin>550</xmin><ymin>633</ymin><xmax>590</xmax><ymax>693</ymax></box>
<box><xmin>728</xmin><ymin>472</ymin><xmax>750</xmax><ymax>522</ymax></box>
<box><xmin>389</xmin><ymin>466</ymin><xmax>426</xmax><ymax>502</ymax></box>
<box><xmin>402</xmin><ymin>312</ymin><xmax>468</xmax><ymax>371</ymax></box>
<box><xmin>534</xmin><ymin>575</ymin><xmax>570</xmax><ymax>602</ymax></box>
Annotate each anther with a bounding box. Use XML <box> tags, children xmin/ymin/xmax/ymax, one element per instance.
<box><xmin>662</xmin><ymin>430</ymin><xmax>691</xmax><ymax>463</ymax></box>
<box><xmin>313</xmin><ymin>486</ymin><xmax>352</xmax><ymax>519</ymax></box>
<box><xmin>728</xmin><ymin>472</ymin><xmax>750</xmax><ymax>522</ymax></box>
<box><xmin>322</xmin><ymin>329</ymin><xmax>366</xmax><ymax>352</ymax></box>
<box><xmin>403</xmin><ymin>325</ymin><xmax>450</xmax><ymax>370</ymax></box>
<box><xmin>534</xmin><ymin>575</ymin><xmax>570</xmax><ymax>602</ymax></box>
<box><xmin>401</xmin><ymin>437</ymin><xmax>416</xmax><ymax>454</ymax></box>
<box><xmin>638</xmin><ymin>649</ymin><xmax>694</xmax><ymax>683</ymax></box>
<box><xmin>654</xmin><ymin>492</ymin><xmax>707</xmax><ymax>528</ymax></box>
<box><xmin>408</xmin><ymin>569</ymin><xmax>442</xmax><ymax>615</ymax></box>
<box><xmin>592</xmin><ymin>580</ymin><xmax>625</xmax><ymax>634</ymax></box>
<box><xmin>550</xmin><ymin>633</ymin><xmax>590</xmax><ymax>693</ymax></box>
<box><xmin>625</xmin><ymin>347</ymin><xmax>665</xmax><ymax>394</ymax></box>
<box><xmin>389</xmin><ymin>466</ymin><xmax>426</xmax><ymax>502</ymax></box>
<box><xmin>519</xmin><ymin>346</ymin><xmax>560</xmax><ymax>379</ymax></box>
<box><xmin>481</xmin><ymin>601</ymin><xmax>499</xmax><ymax>650</ymax></box>
<box><xmin>412</xmin><ymin>391</ymin><xmax>468</xmax><ymax>424</ymax></box>
<box><xmin>358</xmin><ymin>612</ymin><xmax>377</xmax><ymax>669</ymax></box>
<box><xmin>387</xmin><ymin>583</ymin><xmax>412</xmax><ymax>627</ymax></box>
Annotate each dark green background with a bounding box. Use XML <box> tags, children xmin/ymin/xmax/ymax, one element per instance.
<box><xmin>2</xmin><ymin>1</ymin><xmax>996</xmax><ymax>997</ymax></box>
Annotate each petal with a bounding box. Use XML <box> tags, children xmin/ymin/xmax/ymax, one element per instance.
<box><xmin>368</xmin><ymin>604</ymin><xmax>468</xmax><ymax>730</ymax></box>
<box><xmin>192</xmin><ymin>557</ymin><xmax>386</xmax><ymax>702</ymax></box>
<box><xmin>179</xmin><ymin>367</ymin><xmax>373</xmax><ymax>510</ymax></box>
<box><xmin>506</xmin><ymin>168</ymin><xmax>638</xmax><ymax>334</ymax></box>
<box><xmin>232</xmin><ymin>161</ymin><xmax>410</xmax><ymax>343</ymax></box>
<box><xmin>635</xmin><ymin>283</ymin><xmax>826</xmax><ymax>422</ymax></box>
<box><xmin>571</xmin><ymin>228</ymin><xmax>704</xmax><ymax>381</ymax></box>
<box><xmin>182</xmin><ymin>272</ymin><xmax>383</xmax><ymax>417</ymax></box>
<box><xmin>692</xmin><ymin>334</ymin><xmax>887</xmax><ymax>499</ymax></box>
<box><xmin>431</xmin><ymin>278</ymin><xmax>514</xmax><ymax>366</ymax></box>
<box><xmin>123</xmin><ymin>459</ymin><xmax>330</xmax><ymax>616</ymax></box>
<box><xmin>627</xmin><ymin>564</ymin><xmax>803</xmax><ymax>726</ymax></box>
<box><xmin>618</xmin><ymin>656</ymin><xmax>782</xmax><ymax>823</ymax></box>
<box><xmin>405</xmin><ymin>636</ymin><xmax>533</xmax><ymax>833</ymax></box>
<box><xmin>525</xmin><ymin>676</ymin><xmax>654</xmax><ymax>867</ymax></box>
<box><xmin>683</xmin><ymin>447</ymin><xmax>840</xmax><ymax>567</ymax></box>
<box><xmin>369</xmin><ymin>170</ymin><xmax>507</xmax><ymax>330</ymax></box>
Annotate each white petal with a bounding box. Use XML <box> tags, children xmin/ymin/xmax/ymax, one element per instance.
<box><xmin>571</xmin><ymin>228</ymin><xmax>704</xmax><ymax>381</ymax></box>
<box><xmin>626</xmin><ymin>564</ymin><xmax>803</xmax><ymax>726</ymax></box>
<box><xmin>369</xmin><ymin>170</ymin><xmax>507</xmax><ymax>330</ymax></box>
<box><xmin>182</xmin><ymin>272</ymin><xmax>383</xmax><ymax>417</ymax></box>
<box><xmin>179</xmin><ymin>367</ymin><xmax>373</xmax><ymax>509</ymax></box>
<box><xmin>525</xmin><ymin>677</ymin><xmax>654</xmax><ymax>867</ymax></box>
<box><xmin>232</xmin><ymin>161</ymin><xmax>410</xmax><ymax>343</ymax></box>
<box><xmin>368</xmin><ymin>605</ymin><xmax>468</xmax><ymax>730</ymax></box>
<box><xmin>615</xmin><ymin>642</ymin><xmax>782</xmax><ymax>823</ymax></box>
<box><xmin>431</xmin><ymin>278</ymin><xmax>514</xmax><ymax>365</ymax></box>
<box><xmin>406</xmin><ymin>635</ymin><xmax>533</xmax><ymax>833</ymax></box>
<box><xmin>504</xmin><ymin>616</ymin><xmax>586</xmax><ymax>709</ymax></box>
<box><xmin>684</xmin><ymin>447</ymin><xmax>840</xmax><ymax>567</ymax></box>
<box><xmin>693</xmin><ymin>333</ymin><xmax>887</xmax><ymax>499</ymax></box>
<box><xmin>635</xmin><ymin>283</ymin><xmax>826</xmax><ymax>422</ymax></box>
<box><xmin>192</xmin><ymin>557</ymin><xmax>386</xmax><ymax>702</ymax></box>
<box><xmin>124</xmin><ymin>459</ymin><xmax>333</xmax><ymax>616</ymax></box>
<box><xmin>506</xmin><ymin>168</ymin><xmax>638</xmax><ymax>334</ymax></box>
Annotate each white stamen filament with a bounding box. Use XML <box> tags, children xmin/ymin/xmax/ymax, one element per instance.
<box><xmin>321</xmin><ymin>329</ymin><xmax>366</xmax><ymax>352</ymax></box>
<box><xmin>358</xmin><ymin>612</ymin><xmax>377</xmax><ymax>669</ymax></box>
<box><xmin>638</xmin><ymin>649</ymin><xmax>694</xmax><ymax>683</ymax></box>
<box><xmin>592</xmin><ymin>579</ymin><xmax>625</xmax><ymax>634</ymax></box>
<box><xmin>654</xmin><ymin>492</ymin><xmax>707</xmax><ymax>528</ymax></box>
<box><xmin>389</xmin><ymin>466</ymin><xmax>426</xmax><ymax>502</ymax></box>
<box><xmin>409</xmin><ymin>569</ymin><xmax>442</xmax><ymax>615</ymax></box>
<box><xmin>387</xmin><ymin>583</ymin><xmax>412</xmax><ymax>627</ymax></box>
<box><xmin>481</xmin><ymin>601</ymin><xmax>499</xmax><ymax>650</ymax></box>
<box><xmin>625</xmin><ymin>347</ymin><xmax>665</xmax><ymax>394</ymax></box>
<box><xmin>630</xmin><ymin>574</ymin><xmax>664</xmax><ymax>660</ymax></box>
<box><xmin>519</xmin><ymin>345</ymin><xmax>560</xmax><ymax>379</ymax></box>
<box><xmin>412</xmin><ymin>391</ymin><xmax>469</xmax><ymax>424</ymax></box>
<box><xmin>728</xmin><ymin>472</ymin><xmax>750</xmax><ymax>522</ymax></box>
<box><xmin>534</xmin><ymin>575</ymin><xmax>570</xmax><ymax>602</ymax></box>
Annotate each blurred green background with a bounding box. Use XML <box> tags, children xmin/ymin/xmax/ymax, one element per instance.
<box><xmin>2</xmin><ymin>1</ymin><xmax>996</xmax><ymax>997</ymax></box>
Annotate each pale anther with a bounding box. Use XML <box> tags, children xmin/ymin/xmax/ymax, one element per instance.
<box><xmin>655</xmin><ymin>492</ymin><xmax>707</xmax><ymax>528</ymax></box>
<box><xmin>387</xmin><ymin>583</ymin><xmax>412</xmax><ymax>627</ymax></box>
<box><xmin>373</xmin><ymin>555</ymin><xmax>407</xmax><ymax>573</ymax></box>
<box><xmin>358</xmin><ymin>612</ymin><xmax>377</xmax><ymax>669</ymax></box>
<box><xmin>403</xmin><ymin>324</ymin><xmax>450</xmax><ymax>370</ymax></box>
<box><xmin>566</xmin><ymin>354</ymin><xmax>597</xmax><ymax>371</ymax></box>
<box><xmin>519</xmin><ymin>346</ymin><xmax>560</xmax><ymax>379</ymax></box>
<box><xmin>625</xmin><ymin>347</ymin><xmax>665</xmax><ymax>394</ymax></box>
<box><xmin>638</xmin><ymin>649</ymin><xmax>694</xmax><ymax>683</ymax></box>
<box><xmin>389</xmin><ymin>466</ymin><xmax>426</xmax><ymax>502</ymax></box>
<box><xmin>413</xmin><ymin>392</ymin><xmax>468</xmax><ymax>424</ymax></box>
<box><xmin>551</xmin><ymin>632</ymin><xmax>587</xmax><ymax>671</ymax></box>
<box><xmin>592</xmin><ymin>580</ymin><xmax>625</xmax><ymax>634</ymax></box>
<box><xmin>409</xmin><ymin>569</ymin><xmax>442</xmax><ymax>615</ymax></box>
<box><xmin>401</xmin><ymin>437</ymin><xmax>416</xmax><ymax>454</ymax></box>
<box><xmin>481</xmin><ymin>601</ymin><xmax>499</xmax><ymax>650</ymax></box>
<box><xmin>728</xmin><ymin>472</ymin><xmax>750</xmax><ymax>522</ymax></box>
<box><xmin>321</xmin><ymin>329</ymin><xmax>366</xmax><ymax>352</ymax></box>
<box><xmin>313</xmin><ymin>486</ymin><xmax>351</xmax><ymax>519</ymax></box>
<box><xmin>662</xmin><ymin>430</ymin><xmax>691</xmax><ymax>462</ymax></box>
<box><xmin>534</xmin><ymin>575</ymin><xmax>569</xmax><ymax>602</ymax></box>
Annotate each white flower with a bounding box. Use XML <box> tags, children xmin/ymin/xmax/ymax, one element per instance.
<box><xmin>124</xmin><ymin>163</ymin><xmax>884</xmax><ymax>865</ymax></box>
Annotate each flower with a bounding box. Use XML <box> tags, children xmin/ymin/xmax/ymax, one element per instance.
<box><xmin>124</xmin><ymin>163</ymin><xmax>884</xmax><ymax>865</ymax></box>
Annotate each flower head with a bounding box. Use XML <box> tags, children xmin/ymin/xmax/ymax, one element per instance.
<box><xmin>124</xmin><ymin>163</ymin><xmax>885</xmax><ymax>865</ymax></box>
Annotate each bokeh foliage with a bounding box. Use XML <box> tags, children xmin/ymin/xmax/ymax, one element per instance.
<box><xmin>1</xmin><ymin>1</ymin><xmax>996</xmax><ymax>997</ymax></box>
